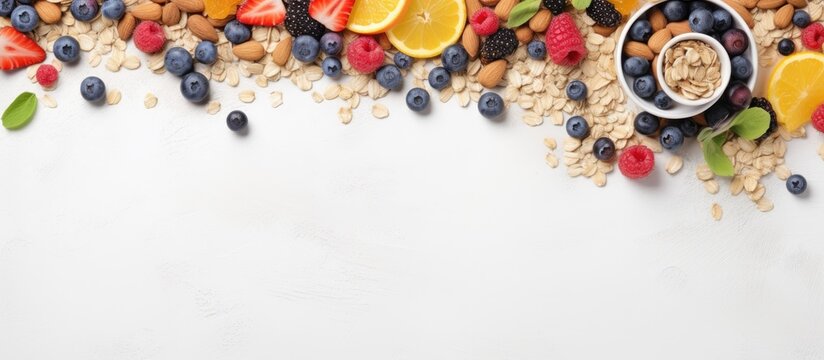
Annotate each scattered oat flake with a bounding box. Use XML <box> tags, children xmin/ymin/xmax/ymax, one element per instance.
<box><xmin>711</xmin><ymin>203</ymin><xmax>723</xmax><ymax>221</ymax></box>
<box><xmin>270</xmin><ymin>91</ymin><xmax>283</xmax><ymax>108</ymax></box>
<box><xmin>756</xmin><ymin>198</ymin><xmax>774</xmax><ymax>212</ymax></box>
<box><xmin>666</xmin><ymin>156</ymin><xmax>683</xmax><ymax>175</ymax></box>
<box><xmin>207</xmin><ymin>100</ymin><xmax>221</xmax><ymax>115</ymax></box>
<box><xmin>338</xmin><ymin>107</ymin><xmax>352</xmax><ymax>124</ymax></box>
<box><xmin>239</xmin><ymin>90</ymin><xmax>256</xmax><ymax>103</ymax></box>
<box><xmin>372</xmin><ymin>104</ymin><xmax>389</xmax><ymax>119</ymax></box>
<box><xmin>544</xmin><ymin>137</ymin><xmax>557</xmax><ymax>150</ymax></box>
<box><xmin>41</xmin><ymin>94</ymin><xmax>57</xmax><ymax>108</ymax></box>
<box><xmin>144</xmin><ymin>93</ymin><xmax>158</xmax><ymax>109</ymax></box>
<box><xmin>545</xmin><ymin>153</ymin><xmax>559</xmax><ymax>168</ymax></box>
<box><xmin>311</xmin><ymin>91</ymin><xmax>324</xmax><ymax>103</ymax></box>
<box><xmin>106</xmin><ymin>90</ymin><xmax>121</xmax><ymax>105</ymax></box>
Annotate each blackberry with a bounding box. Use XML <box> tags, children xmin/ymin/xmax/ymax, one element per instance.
<box><xmin>543</xmin><ymin>0</ymin><xmax>566</xmax><ymax>15</ymax></box>
<box><xmin>480</xmin><ymin>28</ymin><xmax>518</xmax><ymax>64</ymax></box>
<box><xmin>586</xmin><ymin>0</ymin><xmax>622</xmax><ymax>27</ymax></box>
<box><xmin>749</xmin><ymin>97</ymin><xmax>778</xmax><ymax>142</ymax></box>
<box><xmin>285</xmin><ymin>0</ymin><xmax>325</xmax><ymax>39</ymax></box>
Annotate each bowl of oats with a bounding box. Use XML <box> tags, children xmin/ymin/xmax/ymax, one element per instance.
<box><xmin>656</xmin><ymin>33</ymin><xmax>731</xmax><ymax>107</ymax></box>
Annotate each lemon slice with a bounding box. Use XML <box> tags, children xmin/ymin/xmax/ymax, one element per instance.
<box><xmin>767</xmin><ymin>51</ymin><xmax>824</xmax><ymax>131</ymax></box>
<box><xmin>346</xmin><ymin>0</ymin><xmax>410</xmax><ymax>34</ymax></box>
<box><xmin>385</xmin><ymin>0</ymin><xmax>466</xmax><ymax>58</ymax></box>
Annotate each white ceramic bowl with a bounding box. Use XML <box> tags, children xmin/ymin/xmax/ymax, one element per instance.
<box><xmin>655</xmin><ymin>33</ymin><xmax>731</xmax><ymax>107</ymax></box>
<box><xmin>614</xmin><ymin>0</ymin><xmax>758</xmax><ymax>119</ymax></box>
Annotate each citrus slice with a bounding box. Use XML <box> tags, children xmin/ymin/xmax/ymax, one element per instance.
<box><xmin>205</xmin><ymin>0</ymin><xmax>243</xmax><ymax>20</ymax></box>
<box><xmin>610</xmin><ymin>0</ymin><xmax>638</xmax><ymax>16</ymax></box>
<box><xmin>346</xmin><ymin>0</ymin><xmax>410</xmax><ymax>34</ymax></box>
<box><xmin>385</xmin><ymin>0</ymin><xmax>466</xmax><ymax>58</ymax></box>
<box><xmin>767</xmin><ymin>51</ymin><xmax>824</xmax><ymax>131</ymax></box>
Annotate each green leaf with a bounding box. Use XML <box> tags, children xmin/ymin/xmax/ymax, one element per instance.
<box><xmin>571</xmin><ymin>0</ymin><xmax>593</xmax><ymax>10</ymax></box>
<box><xmin>2</xmin><ymin>92</ymin><xmax>37</xmax><ymax>130</ymax></box>
<box><xmin>729</xmin><ymin>107</ymin><xmax>770</xmax><ymax>140</ymax></box>
<box><xmin>507</xmin><ymin>0</ymin><xmax>542</xmax><ymax>28</ymax></box>
<box><xmin>701</xmin><ymin>135</ymin><xmax>734</xmax><ymax>177</ymax></box>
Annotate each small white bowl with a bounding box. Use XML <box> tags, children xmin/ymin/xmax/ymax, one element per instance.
<box><xmin>655</xmin><ymin>33</ymin><xmax>731</xmax><ymax>108</ymax></box>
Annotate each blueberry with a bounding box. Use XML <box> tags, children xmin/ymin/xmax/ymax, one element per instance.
<box><xmin>731</xmin><ymin>55</ymin><xmax>752</xmax><ymax>80</ymax></box>
<box><xmin>786</xmin><ymin>174</ymin><xmax>807</xmax><ymax>195</ymax></box>
<box><xmin>17</xmin><ymin>0</ymin><xmax>32</xmax><ymax>4</ymax></box>
<box><xmin>662</xmin><ymin>1</ymin><xmax>688</xmax><ymax>21</ymax></box>
<box><xmin>53</xmin><ymin>36</ymin><xmax>80</xmax><ymax>63</ymax></box>
<box><xmin>633</xmin><ymin>75</ymin><xmax>656</xmax><ymax>99</ymax></box>
<box><xmin>376</xmin><ymin>64</ymin><xmax>402</xmax><ymax>90</ymax></box>
<box><xmin>10</xmin><ymin>5</ymin><xmax>38</xmax><ymax>33</ymax></box>
<box><xmin>778</xmin><ymin>38</ymin><xmax>795</xmax><ymax>56</ymax></box>
<box><xmin>164</xmin><ymin>47</ymin><xmax>194</xmax><ymax>77</ymax></box>
<box><xmin>101</xmin><ymin>0</ymin><xmax>125</xmax><ymax>20</ymax></box>
<box><xmin>80</xmin><ymin>76</ymin><xmax>106</xmax><ymax>102</ymax></box>
<box><xmin>634</xmin><ymin>112</ymin><xmax>660</xmax><ymax>135</ymax></box>
<box><xmin>406</xmin><ymin>87</ymin><xmax>430</xmax><ymax>112</ymax></box>
<box><xmin>793</xmin><ymin>10</ymin><xmax>811</xmax><ymax>28</ymax></box>
<box><xmin>478</xmin><ymin>92</ymin><xmax>504</xmax><ymax>119</ymax></box>
<box><xmin>428</xmin><ymin>66</ymin><xmax>451</xmax><ymax>90</ymax></box>
<box><xmin>180</xmin><ymin>72</ymin><xmax>209</xmax><ymax>103</ymax></box>
<box><xmin>623</xmin><ymin>56</ymin><xmax>650</xmax><ymax>77</ymax></box>
<box><xmin>689</xmin><ymin>1</ymin><xmax>712</xmax><ymax>13</ymax></box>
<box><xmin>292</xmin><ymin>35</ymin><xmax>320</xmax><ymax>63</ymax></box>
<box><xmin>527</xmin><ymin>40</ymin><xmax>547</xmax><ymax>60</ymax></box>
<box><xmin>712</xmin><ymin>9</ymin><xmax>732</xmax><ymax>33</ymax></box>
<box><xmin>593</xmin><ymin>137</ymin><xmax>616</xmax><ymax>161</ymax></box>
<box><xmin>722</xmin><ymin>28</ymin><xmax>749</xmax><ymax>56</ymax></box>
<box><xmin>659</xmin><ymin>126</ymin><xmax>684</xmax><ymax>150</ymax></box>
<box><xmin>566</xmin><ymin>80</ymin><xmax>587</xmax><ymax>101</ymax></box>
<box><xmin>653</xmin><ymin>90</ymin><xmax>673</xmax><ymax>109</ymax></box>
<box><xmin>629</xmin><ymin>20</ymin><xmax>653</xmax><ymax>42</ymax></box>
<box><xmin>705</xmin><ymin>101</ymin><xmax>731</xmax><ymax>127</ymax></box>
<box><xmin>224</xmin><ymin>20</ymin><xmax>251</xmax><ymax>44</ymax></box>
<box><xmin>226</xmin><ymin>110</ymin><xmax>248</xmax><ymax>132</ymax></box>
<box><xmin>566</xmin><ymin>116</ymin><xmax>590</xmax><ymax>139</ymax></box>
<box><xmin>319</xmin><ymin>32</ymin><xmax>343</xmax><ymax>55</ymax></box>
<box><xmin>688</xmin><ymin>9</ymin><xmax>714</xmax><ymax>34</ymax></box>
<box><xmin>441</xmin><ymin>44</ymin><xmax>469</xmax><ymax>73</ymax></box>
<box><xmin>321</xmin><ymin>57</ymin><xmax>342</xmax><ymax>79</ymax></box>
<box><xmin>726</xmin><ymin>81</ymin><xmax>752</xmax><ymax>110</ymax></box>
<box><xmin>69</xmin><ymin>0</ymin><xmax>98</xmax><ymax>22</ymax></box>
<box><xmin>677</xmin><ymin>118</ymin><xmax>699</xmax><ymax>137</ymax></box>
<box><xmin>195</xmin><ymin>41</ymin><xmax>217</xmax><ymax>65</ymax></box>
<box><xmin>0</xmin><ymin>0</ymin><xmax>15</xmax><ymax>18</ymax></box>
<box><xmin>394</xmin><ymin>52</ymin><xmax>412</xmax><ymax>69</ymax></box>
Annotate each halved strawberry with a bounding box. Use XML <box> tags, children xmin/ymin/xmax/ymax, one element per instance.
<box><xmin>236</xmin><ymin>0</ymin><xmax>286</xmax><ymax>27</ymax></box>
<box><xmin>308</xmin><ymin>0</ymin><xmax>354</xmax><ymax>32</ymax></box>
<box><xmin>0</xmin><ymin>27</ymin><xmax>46</xmax><ymax>71</ymax></box>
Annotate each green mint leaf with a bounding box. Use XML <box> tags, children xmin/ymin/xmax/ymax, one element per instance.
<box><xmin>571</xmin><ymin>0</ymin><xmax>593</xmax><ymax>10</ymax></box>
<box><xmin>730</xmin><ymin>107</ymin><xmax>771</xmax><ymax>140</ymax></box>
<box><xmin>2</xmin><ymin>92</ymin><xmax>37</xmax><ymax>130</ymax></box>
<box><xmin>507</xmin><ymin>0</ymin><xmax>542</xmax><ymax>28</ymax></box>
<box><xmin>701</xmin><ymin>135</ymin><xmax>734</xmax><ymax>177</ymax></box>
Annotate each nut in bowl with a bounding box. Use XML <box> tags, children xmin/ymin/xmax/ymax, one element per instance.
<box><xmin>657</xmin><ymin>33</ymin><xmax>731</xmax><ymax>107</ymax></box>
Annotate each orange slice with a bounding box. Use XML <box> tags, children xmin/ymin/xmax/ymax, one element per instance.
<box><xmin>346</xmin><ymin>0</ymin><xmax>410</xmax><ymax>34</ymax></box>
<box><xmin>385</xmin><ymin>0</ymin><xmax>466</xmax><ymax>58</ymax></box>
<box><xmin>205</xmin><ymin>0</ymin><xmax>243</xmax><ymax>20</ymax></box>
<box><xmin>767</xmin><ymin>51</ymin><xmax>824</xmax><ymax>131</ymax></box>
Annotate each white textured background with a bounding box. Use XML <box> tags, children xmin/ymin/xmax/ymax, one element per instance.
<box><xmin>1</xmin><ymin>59</ymin><xmax>823</xmax><ymax>359</ymax></box>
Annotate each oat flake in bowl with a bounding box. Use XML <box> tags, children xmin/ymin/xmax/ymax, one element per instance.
<box><xmin>663</xmin><ymin>40</ymin><xmax>722</xmax><ymax>101</ymax></box>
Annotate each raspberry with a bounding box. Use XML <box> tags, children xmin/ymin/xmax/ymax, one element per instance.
<box><xmin>618</xmin><ymin>145</ymin><xmax>655</xmax><ymax>179</ymax></box>
<box><xmin>801</xmin><ymin>22</ymin><xmax>824</xmax><ymax>50</ymax></box>
<box><xmin>35</xmin><ymin>64</ymin><xmax>58</xmax><ymax>88</ymax></box>
<box><xmin>346</xmin><ymin>36</ymin><xmax>384</xmax><ymax>74</ymax></box>
<box><xmin>812</xmin><ymin>103</ymin><xmax>824</xmax><ymax>133</ymax></box>
<box><xmin>133</xmin><ymin>21</ymin><xmax>166</xmax><ymax>54</ymax></box>
<box><xmin>470</xmin><ymin>8</ymin><xmax>498</xmax><ymax>36</ymax></box>
<box><xmin>546</xmin><ymin>13</ymin><xmax>587</xmax><ymax>66</ymax></box>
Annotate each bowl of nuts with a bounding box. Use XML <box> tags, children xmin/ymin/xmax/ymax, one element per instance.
<box><xmin>615</xmin><ymin>0</ymin><xmax>758</xmax><ymax>119</ymax></box>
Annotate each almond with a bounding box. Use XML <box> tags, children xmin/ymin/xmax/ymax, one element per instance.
<box><xmin>494</xmin><ymin>0</ymin><xmax>516</xmax><ymax>20</ymax></box>
<box><xmin>651</xmin><ymin>55</ymin><xmax>659</xmax><ymax>79</ymax></box>
<box><xmin>207</xmin><ymin>15</ymin><xmax>234</xmax><ymax>27</ymax></box>
<box><xmin>172</xmin><ymin>0</ymin><xmax>205</xmax><ymax>13</ymax></box>
<box><xmin>774</xmin><ymin>3</ymin><xmax>794</xmax><ymax>28</ymax></box>
<box><xmin>735</xmin><ymin>0</ymin><xmax>758</xmax><ymax>8</ymax></box>
<box><xmin>272</xmin><ymin>36</ymin><xmax>292</xmax><ymax>66</ymax></box>
<box><xmin>756</xmin><ymin>0</ymin><xmax>786</xmax><ymax>9</ymax></box>
<box><xmin>117</xmin><ymin>13</ymin><xmax>137</xmax><ymax>40</ymax></box>
<box><xmin>233</xmin><ymin>41</ymin><xmax>265</xmax><ymax>61</ymax></box>
<box><xmin>649</xmin><ymin>8</ymin><xmax>667</xmax><ymax>31</ymax></box>
<box><xmin>723</xmin><ymin>0</ymin><xmax>755</xmax><ymax>27</ymax></box>
<box><xmin>187</xmin><ymin>14</ymin><xmax>219</xmax><ymax>42</ymax></box>
<box><xmin>528</xmin><ymin>9</ymin><xmax>551</xmax><ymax>33</ymax></box>
<box><xmin>787</xmin><ymin>0</ymin><xmax>807</xmax><ymax>7</ymax></box>
<box><xmin>377</xmin><ymin>33</ymin><xmax>391</xmax><ymax>50</ymax></box>
<box><xmin>478</xmin><ymin>59</ymin><xmax>507</xmax><ymax>88</ymax></box>
<box><xmin>151</xmin><ymin>0</ymin><xmax>167</xmax><ymax>4</ymax></box>
<box><xmin>131</xmin><ymin>2</ymin><xmax>162</xmax><ymax>21</ymax></box>
<box><xmin>624</xmin><ymin>41</ymin><xmax>654</xmax><ymax>61</ymax></box>
<box><xmin>462</xmin><ymin>24</ymin><xmax>479</xmax><ymax>59</ymax></box>
<box><xmin>480</xmin><ymin>0</ymin><xmax>499</xmax><ymax>5</ymax></box>
<box><xmin>161</xmin><ymin>3</ymin><xmax>181</xmax><ymax>26</ymax></box>
<box><xmin>33</xmin><ymin>1</ymin><xmax>61</xmax><ymax>24</ymax></box>
<box><xmin>465</xmin><ymin>0</ymin><xmax>482</xmax><ymax>16</ymax></box>
<box><xmin>648</xmin><ymin>28</ymin><xmax>672</xmax><ymax>54</ymax></box>
<box><xmin>665</xmin><ymin>21</ymin><xmax>690</xmax><ymax>36</ymax></box>
<box><xmin>515</xmin><ymin>26</ymin><xmax>533</xmax><ymax>43</ymax></box>
<box><xmin>592</xmin><ymin>25</ymin><xmax>616</xmax><ymax>37</ymax></box>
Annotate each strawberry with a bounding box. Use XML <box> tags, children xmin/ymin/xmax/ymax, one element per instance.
<box><xmin>0</xmin><ymin>27</ymin><xmax>46</xmax><ymax>71</ymax></box>
<box><xmin>308</xmin><ymin>0</ymin><xmax>354</xmax><ymax>32</ymax></box>
<box><xmin>236</xmin><ymin>0</ymin><xmax>286</xmax><ymax>27</ymax></box>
